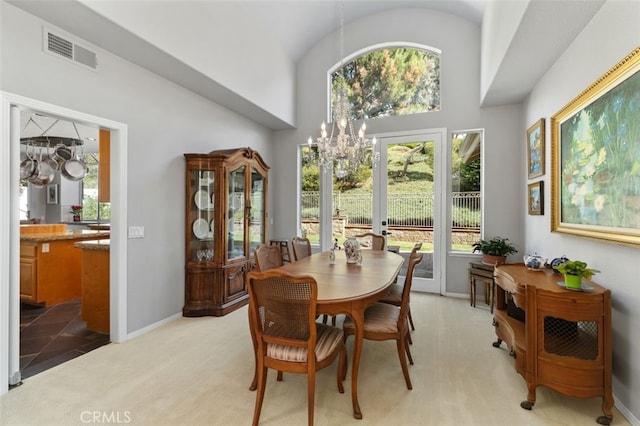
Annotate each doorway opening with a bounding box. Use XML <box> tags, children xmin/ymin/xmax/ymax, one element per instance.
<box><xmin>0</xmin><ymin>92</ymin><xmax>128</xmax><ymax>394</ymax></box>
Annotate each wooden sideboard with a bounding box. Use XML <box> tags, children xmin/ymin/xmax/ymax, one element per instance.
<box><xmin>493</xmin><ymin>263</ymin><xmax>613</xmax><ymax>425</ymax></box>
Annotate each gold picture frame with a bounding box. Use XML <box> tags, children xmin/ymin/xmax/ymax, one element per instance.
<box><xmin>527</xmin><ymin>118</ymin><xmax>545</xmax><ymax>179</ymax></box>
<box><xmin>528</xmin><ymin>181</ymin><xmax>543</xmax><ymax>215</ymax></box>
<box><xmin>551</xmin><ymin>45</ymin><xmax>640</xmax><ymax>246</ymax></box>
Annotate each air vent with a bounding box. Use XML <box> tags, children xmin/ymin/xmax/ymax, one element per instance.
<box><xmin>47</xmin><ymin>32</ymin><xmax>73</xmax><ymax>60</ymax></box>
<box><xmin>44</xmin><ymin>28</ymin><xmax>98</xmax><ymax>70</ymax></box>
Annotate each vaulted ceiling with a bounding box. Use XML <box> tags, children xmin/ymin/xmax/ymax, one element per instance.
<box><xmin>8</xmin><ymin>0</ymin><xmax>606</xmax><ymax>130</ymax></box>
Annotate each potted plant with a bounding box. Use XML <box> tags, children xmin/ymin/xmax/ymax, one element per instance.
<box><xmin>472</xmin><ymin>236</ymin><xmax>517</xmax><ymax>265</ymax></box>
<box><xmin>554</xmin><ymin>260</ymin><xmax>600</xmax><ymax>289</ymax></box>
<box><xmin>70</xmin><ymin>205</ymin><xmax>83</xmax><ymax>222</ymax></box>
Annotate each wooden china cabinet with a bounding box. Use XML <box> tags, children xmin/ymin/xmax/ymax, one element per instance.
<box><xmin>183</xmin><ymin>147</ymin><xmax>269</xmax><ymax>317</ymax></box>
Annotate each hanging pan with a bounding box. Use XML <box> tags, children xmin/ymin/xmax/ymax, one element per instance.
<box><xmin>61</xmin><ymin>141</ymin><xmax>88</xmax><ymax>181</ymax></box>
<box><xmin>19</xmin><ymin>143</ymin><xmax>38</xmax><ymax>180</ymax></box>
<box><xmin>29</xmin><ymin>147</ymin><xmax>55</xmax><ymax>187</ymax></box>
<box><xmin>51</xmin><ymin>143</ymin><xmax>73</xmax><ymax>168</ymax></box>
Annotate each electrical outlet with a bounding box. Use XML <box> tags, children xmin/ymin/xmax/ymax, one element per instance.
<box><xmin>42</xmin><ymin>243</ymin><xmax>49</xmax><ymax>253</ymax></box>
<box><xmin>128</xmin><ymin>226</ymin><xmax>144</xmax><ymax>239</ymax></box>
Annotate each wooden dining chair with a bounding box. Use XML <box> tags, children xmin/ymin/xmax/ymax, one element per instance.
<box><xmin>247</xmin><ymin>269</ymin><xmax>347</xmax><ymax>426</ymax></box>
<box><xmin>250</xmin><ymin>244</ymin><xmax>286</xmax><ymax>391</ymax></box>
<box><xmin>254</xmin><ymin>244</ymin><xmax>283</xmax><ymax>272</ymax></box>
<box><xmin>342</xmin><ymin>246</ymin><xmax>423</xmax><ymax>390</ymax></box>
<box><xmin>291</xmin><ymin>236</ymin><xmax>312</xmax><ymax>261</ymax></box>
<box><xmin>379</xmin><ymin>242</ymin><xmax>422</xmax><ymax>333</ymax></box>
<box><xmin>354</xmin><ymin>232</ymin><xmax>385</xmax><ymax>250</ymax></box>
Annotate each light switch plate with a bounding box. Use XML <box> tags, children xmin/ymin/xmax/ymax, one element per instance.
<box><xmin>128</xmin><ymin>226</ymin><xmax>144</xmax><ymax>239</ymax></box>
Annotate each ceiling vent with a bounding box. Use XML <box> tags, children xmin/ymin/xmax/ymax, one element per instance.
<box><xmin>44</xmin><ymin>28</ymin><xmax>98</xmax><ymax>70</ymax></box>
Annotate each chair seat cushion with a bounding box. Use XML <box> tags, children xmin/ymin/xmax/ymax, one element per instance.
<box><xmin>379</xmin><ymin>283</ymin><xmax>402</xmax><ymax>304</ymax></box>
<box><xmin>343</xmin><ymin>303</ymin><xmax>400</xmax><ymax>334</ymax></box>
<box><xmin>267</xmin><ymin>324</ymin><xmax>344</xmax><ymax>362</ymax></box>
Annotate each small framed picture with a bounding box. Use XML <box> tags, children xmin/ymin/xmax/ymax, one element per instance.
<box><xmin>46</xmin><ymin>184</ymin><xmax>58</xmax><ymax>204</ymax></box>
<box><xmin>528</xmin><ymin>181</ymin><xmax>544</xmax><ymax>215</ymax></box>
<box><xmin>526</xmin><ymin>118</ymin><xmax>545</xmax><ymax>179</ymax></box>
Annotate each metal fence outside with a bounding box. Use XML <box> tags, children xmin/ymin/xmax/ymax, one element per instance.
<box><xmin>301</xmin><ymin>191</ymin><xmax>481</xmax><ymax>229</ymax></box>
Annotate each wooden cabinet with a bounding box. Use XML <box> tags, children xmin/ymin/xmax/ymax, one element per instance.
<box><xmin>98</xmin><ymin>129</ymin><xmax>110</xmax><ymax>202</ymax></box>
<box><xmin>493</xmin><ymin>264</ymin><xmax>613</xmax><ymax>425</ymax></box>
<box><xmin>20</xmin><ymin>247</ymin><xmax>37</xmax><ymax>300</ymax></box>
<box><xmin>19</xmin><ymin>232</ymin><xmax>110</xmax><ymax>305</ymax></box>
<box><xmin>183</xmin><ymin>147</ymin><xmax>268</xmax><ymax>317</ymax></box>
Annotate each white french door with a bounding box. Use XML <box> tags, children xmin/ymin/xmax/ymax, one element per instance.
<box><xmin>372</xmin><ymin>130</ymin><xmax>445</xmax><ymax>294</ymax></box>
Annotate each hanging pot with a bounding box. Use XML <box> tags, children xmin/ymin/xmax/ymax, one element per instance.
<box><xmin>61</xmin><ymin>143</ymin><xmax>88</xmax><ymax>181</ymax></box>
<box><xmin>19</xmin><ymin>144</ymin><xmax>38</xmax><ymax>180</ymax></box>
<box><xmin>42</xmin><ymin>154</ymin><xmax>59</xmax><ymax>172</ymax></box>
<box><xmin>41</xmin><ymin>137</ymin><xmax>59</xmax><ymax>171</ymax></box>
<box><xmin>29</xmin><ymin>147</ymin><xmax>55</xmax><ymax>187</ymax></box>
<box><xmin>51</xmin><ymin>144</ymin><xmax>72</xmax><ymax>168</ymax></box>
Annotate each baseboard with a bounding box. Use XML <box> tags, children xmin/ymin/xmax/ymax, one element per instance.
<box><xmin>441</xmin><ymin>291</ymin><xmax>469</xmax><ymax>299</ymax></box>
<box><xmin>614</xmin><ymin>395</ymin><xmax>639</xmax><ymax>425</ymax></box>
<box><xmin>125</xmin><ymin>312</ymin><xmax>182</xmax><ymax>341</ymax></box>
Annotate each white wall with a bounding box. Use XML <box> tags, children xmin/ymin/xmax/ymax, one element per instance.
<box><xmin>0</xmin><ymin>2</ymin><xmax>274</xmax><ymax>332</ymax></box>
<box><xmin>271</xmin><ymin>8</ymin><xmax>524</xmax><ymax>296</ymax></box>
<box><xmin>524</xmin><ymin>1</ymin><xmax>640</xmax><ymax>420</ymax></box>
<box><xmin>480</xmin><ymin>0</ymin><xmax>528</xmax><ymax>101</ymax></box>
<box><xmin>78</xmin><ymin>0</ymin><xmax>296</xmax><ymax>127</ymax></box>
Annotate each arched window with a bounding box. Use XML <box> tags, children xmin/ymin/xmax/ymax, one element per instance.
<box><xmin>330</xmin><ymin>46</ymin><xmax>440</xmax><ymax>120</ymax></box>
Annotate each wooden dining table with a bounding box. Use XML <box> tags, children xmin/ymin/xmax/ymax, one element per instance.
<box><xmin>278</xmin><ymin>249</ymin><xmax>404</xmax><ymax>420</ymax></box>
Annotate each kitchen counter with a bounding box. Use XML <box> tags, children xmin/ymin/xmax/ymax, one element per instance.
<box><xmin>76</xmin><ymin>239</ymin><xmax>110</xmax><ymax>333</ymax></box>
<box><xmin>20</xmin><ymin>227</ymin><xmax>110</xmax><ymax>306</ymax></box>
<box><xmin>74</xmin><ymin>239</ymin><xmax>110</xmax><ymax>251</ymax></box>
<box><xmin>20</xmin><ymin>229</ymin><xmax>109</xmax><ymax>243</ymax></box>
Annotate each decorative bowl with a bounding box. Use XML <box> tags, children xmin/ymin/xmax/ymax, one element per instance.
<box><xmin>550</xmin><ymin>256</ymin><xmax>570</xmax><ymax>274</ymax></box>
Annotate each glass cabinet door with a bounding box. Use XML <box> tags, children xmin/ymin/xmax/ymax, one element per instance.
<box><xmin>188</xmin><ymin>169</ymin><xmax>215</xmax><ymax>263</ymax></box>
<box><xmin>228</xmin><ymin>166</ymin><xmax>246</xmax><ymax>260</ymax></box>
<box><xmin>249</xmin><ymin>168</ymin><xmax>265</xmax><ymax>257</ymax></box>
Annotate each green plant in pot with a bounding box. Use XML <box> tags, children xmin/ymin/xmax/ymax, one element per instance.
<box><xmin>472</xmin><ymin>236</ymin><xmax>517</xmax><ymax>265</ymax></box>
<box><xmin>554</xmin><ymin>260</ymin><xmax>600</xmax><ymax>289</ymax></box>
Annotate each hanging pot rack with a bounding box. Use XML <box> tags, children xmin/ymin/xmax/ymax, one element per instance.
<box><xmin>19</xmin><ymin>117</ymin><xmax>91</xmax><ymax>184</ymax></box>
<box><xmin>20</xmin><ymin>117</ymin><xmax>84</xmax><ymax>147</ymax></box>
<box><xmin>20</xmin><ymin>136</ymin><xmax>84</xmax><ymax>147</ymax></box>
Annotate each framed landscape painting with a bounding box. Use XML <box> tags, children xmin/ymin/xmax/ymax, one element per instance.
<box><xmin>527</xmin><ymin>119</ymin><xmax>545</xmax><ymax>179</ymax></box>
<box><xmin>551</xmin><ymin>46</ymin><xmax>640</xmax><ymax>246</ymax></box>
<box><xmin>528</xmin><ymin>181</ymin><xmax>543</xmax><ymax>215</ymax></box>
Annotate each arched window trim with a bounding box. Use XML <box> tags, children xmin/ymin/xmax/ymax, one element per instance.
<box><xmin>325</xmin><ymin>42</ymin><xmax>442</xmax><ymax>123</ymax></box>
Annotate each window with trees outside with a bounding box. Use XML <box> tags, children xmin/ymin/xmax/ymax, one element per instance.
<box><xmin>451</xmin><ymin>132</ymin><xmax>482</xmax><ymax>252</ymax></box>
<box><xmin>300</xmin><ymin>145</ymin><xmax>319</xmax><ymax>245</ymax></box>
<box><xmin>331</xmin><ymin>46</ymin><xmax>440</xmax><ymax>120</ymax></box>
<box><xmin>301</xmin><ymin>46</ymin><xmax>483</xmax><ymax>254</ymax></box>
<box><xmin>300</xmin><ymin>46</ymin><xmax>446</xmax><ymax>248</ymax></box>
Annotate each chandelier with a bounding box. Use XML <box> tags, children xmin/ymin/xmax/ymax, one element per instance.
<box><xmin>307</xmin><ymin>1</ymin><xmax>379</xmax><ymax>179</ymax></box>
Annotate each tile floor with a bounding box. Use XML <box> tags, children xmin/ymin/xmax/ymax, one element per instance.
<box><xmin>19</xmin><ymin>299</ymin><xmax>110</xmax><ymax>381</ymax></box>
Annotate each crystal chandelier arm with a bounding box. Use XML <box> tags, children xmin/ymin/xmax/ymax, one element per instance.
<box><xmin>305</xmin><ymin>0</ymin><xmax>379</xmax><ymax>177</ymax></box>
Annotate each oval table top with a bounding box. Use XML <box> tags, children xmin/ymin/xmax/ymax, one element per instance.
<box><xmin>278</xmin><ymin>249</ymin><xmax>404</xmax><ymax>303</ymax></box>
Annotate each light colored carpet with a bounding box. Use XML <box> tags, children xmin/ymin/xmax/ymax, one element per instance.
<box><xmin>0</xmin><ymin>294</ymin><xmax>629</xmax><ymax>425</ymax></box>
